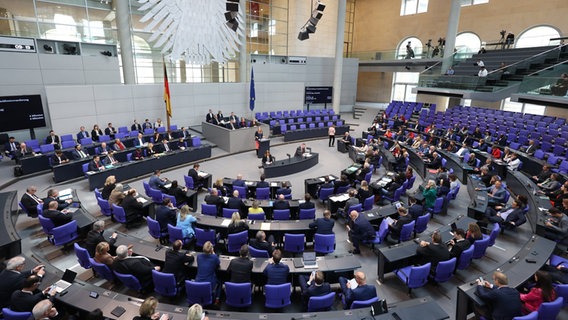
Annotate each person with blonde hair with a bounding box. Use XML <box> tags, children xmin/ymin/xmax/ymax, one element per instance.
<box><xmin>228</xmin><ymin>212</ymin><xmax>248</xmax><ymax>234</ymax></box>
<box><xmin>101</xmin><ymin>175</ymin><xmax>116</xmax><ymax>199</ymax></box>
<box><xmin>187</xmin><ymin>303</ymin><xmax>208</xmax><ymax>320</ymax></box>
<box><xmin>133</xmin><ymin>296</ymin><xmax>169</xmax><ymax>320</ymax></box>
<box><xmin>196</xmin><ymin>241</ymin><xmax>221</xmax><ymax>304</ymax></box>
<box><xmin>94</xmin><ymin>241</ymin><xmax>115</xmax><ymax>267</ymax></box>
<box><xmin>177</xmin><ymin>205</ymin><xmax>197</xmax><ymax>239</ymax></box>
<box><xmin>248</xmin><ymin>200</ymin><xmax>264</xmax><ymax>214</ymax></box>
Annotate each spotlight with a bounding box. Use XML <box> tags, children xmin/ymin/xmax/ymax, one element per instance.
<box><xmin>63</xmin><ymin>44</ymin><xmax>77</xmax><ymax>55</ymax></box>
<box><xmin>297</xmin><ymin>1</ymin><xmax>325</xmax><ymax>41</ymax></box>
<box><xmin>224</xmin><ymin>0</ymin><xmax>240</xmax><ymax>33</ymax></box>
<box><xmin>317</xmin><ymin>3</ymin><xmax>326</xmax><ymax>11</ymax></box>
<box><xmin>226</xmin><ymin>19</ymin><xmax>238</xmax><ymax>32</ymax></box>
<box><xmin>298</xmin><ymin>29</ymin><xmax>309</xmax><ymax>41</ymax></box>
<box><xmin>306</xmin><ymin>24</ymin><xmax>316</xmax><ymax>34</ymax></box>
<box><xmin>43</xmin><ymin>44</ymin><xmax>53</xmax><ymax>52</ymax></box>
<box><xmin>100</xmin><ymin>51</ymin><xmax>112</xmax><ymax>57</ymax></box>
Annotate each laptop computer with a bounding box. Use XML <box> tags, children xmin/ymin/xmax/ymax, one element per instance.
<box><xmin>303</xmin><ymin>252</ymin><xmax>317</xmax><ymax>268</ymax></box>
<box><xmin>52</xmin><ymin>269</ymin><xmax>77</xmax><ymax>293</ymax></box>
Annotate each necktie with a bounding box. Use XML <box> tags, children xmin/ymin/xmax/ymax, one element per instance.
<box><xmin>11</xmin><ymin>142</ymin><xmax>16</xmax><ymax>151</ymax></box>
<box><xmin>57</xmin><ymin>156</ymin><xmax>61</xmax><ymax>163</ymax></box>
<box><xmin>80</xmin><ymin>150</ymin><xmax>86</xmax><ymax>158</ymax></box>
<box><xmin>164</xmin><ymin>144</ymin><xmax>169</xmax><ymax>152</ymax></box>
<box><xmin>31</xmin><ymin>194</ymin><xmax>40</xmax><ymax>204</ymax></box>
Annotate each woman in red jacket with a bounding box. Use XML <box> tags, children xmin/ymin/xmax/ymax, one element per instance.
<box><xmin>520</xmin><ymin>270</ymin><xmax>557</xmax><ymax>314</ymax></box>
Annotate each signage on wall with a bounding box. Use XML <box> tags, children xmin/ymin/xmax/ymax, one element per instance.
<box><xmin>305</xmin><ymin>86</ymin><xmax>333</xmax><ymax>104</ymax></box>
<box><xmin>0</xmin><ymin>36</ymin><xmax>36</xmax><ymax>53</ymax></box>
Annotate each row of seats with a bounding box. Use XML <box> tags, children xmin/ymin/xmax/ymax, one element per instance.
<box><xmin>255</xmin><ymin>109</ymin><xmax>335</xmax><ymax>121</ymax></box>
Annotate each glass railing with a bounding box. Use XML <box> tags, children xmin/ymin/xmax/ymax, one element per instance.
<box><xmin>350</xmin><ymin>48</ymin><xmax>473</xmax><ymax>62</ymax></box>
<box><xmin>417</xmin><ymin>75</ymin><xmax>492</xmax><ymax>91</ymax></box>
<box><xmin>516</xmin><ymin>63</ymin><xmax>568</xmax><ymax>97</ymax></box>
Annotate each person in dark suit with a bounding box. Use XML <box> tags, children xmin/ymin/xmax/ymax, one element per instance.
<box><xmin>4</xmin><ymin>136</ymin><xmax>19</xmax><ymax>158</ymax></box>
<box><xmin>319</xmin><ymin>176</ymin><xmax>334</xmax><ymax>190</ymax></box>
<box><xmin>448</xmin><ymin>228</ymin><xmax>471</xmax><ymax>262</ymax></box>
<box><xmin>131</xmin><ymin>120</ymin><xmax>143</xmax><ymax>132</ymax></box>
<box><xmin>121</xmin><ymin>189</ymin><xmax>144</xmax><ymax>223</ymax></box>
<box><xmin>20</xmin><ymin>186</ymin><xmax>43</xmax><ymax>217</ymax></box>
<box><xmin>273</xmin><ymin>194</ymin><xmax>290</xmax><ymax>210</ymax></box>
<box><xmin>112</xmin><ymin>245</ymin><xmax>159</xmax><ymax>289</ymax></box>
<box><xmin>261</xmin><ymin>150</ymin><xmax>275</xmax><ymax>168</ymax></box>
<box><xmin>232</xmin><ymin>174</ymin><xmax>246</xmax><ymax>187</ymax></box>
<box><xmin>158</xmin><ymin>139</ymin><xmax>172</xmax><ymax>152</ymax></box>
<box><xmin>338</xmin><ymin>271</ymin><xmax>377</xmax><ymax>309</ymax></box>
<box><xmin>425</xmin><ymin>151</ymin><xmax>442</xmax><ymax>169</ymax></box>
<box><xmin>227</xmin><ymin>245</ymin><xmax>253</xmax><ymax>283</ymax></box>
<box><xmin>103</xmin><ymin>150</ymin><xmax>119</xmax><ymax>165</ymax></box>
<box><xmin>204</xmin><ymin>188</ymin><xmax>224</xmax><ymax>216</ymax></box>
<box><xmin>104</xmin><ymin>122</ymin><xmax>116</xmax><ymax>138</ymax></box>
<box><xmin>408</xmin><ymin>197</ymin><xmax>424</xmax><ymax>220</ymax></box>
<box><xmin>163</xmin><ymin>240</ymin><xmax>194</xmax><ymax>283</ymax></box>
<box><xmin>250</xmin><ymin>231</ymin><xmax>275</xmax><ymax>256</ymax></box>
<box><xmin>227</xmin><ymin>190</ymin><xmax>246</xmax><ymax>216</ymax></box>
<box><xmin>76</xmin><ymin>126</ymin><xmax>89</xmax><ymax>142</ymax></box>
<box><xmin>256</xmin><ymin>174</ymin><xmax>269</xmax><ymax>188</ymax></box>
<box><xmin>172</xmin><ymin>138</ymin><xmax>186</xmax><ymax>150</ymax></box>
<box><xmin>0</xmin><ymin>256</ymin><xmax>45</xmax><ymax>309</ymax></box>
<box><xmin>85</xmin><ymin>220</ymin><xmax>117</xmax><ymax>257</ymax></box>
<box><xmin>340</xmin><ymin>189</ymin><xmax>359</xmax><ymax>216</ymax></box>
<box><xmin>275</xmin><ymin>181</ymin><xmax>291</xmax><ymax>198</ymax></box>
<box><xmin>177</xmin><ymin>127</ymin><xmax>191</xmax><ymax>140</ymax></box>
<box><xmin>187</xmin><ymin>163</ymin><xmax>203</xmax><ymax>187</ymax></box>
<box><xmin>206</xmin><ymin>109</ymin><xmax>215</xmax><ymax>123</ymax></box>
<box><xmin>475</xmin><ymin>272</ymin><xmax>523</xmax><ymax>320</ymax></box>
<box><xmin>15</xmin><ymin>142</ymin><xmax>34</xmax><ymax>162</ymax></box>
<box><xmin>416</xmin><ymin>231</ymin><xmax>450</xmax><ymax>270</ymax></box>
<box><xmin>195</xmin><ymin>241</ymin><xmax>221</xmax><ymax>303</ymax></box>
<box><xmin>334</xmin><ymin>175</ymin><xmax>350</xmax><ymax>193</ymax></box>
<box><xmin>142</xmin><ymin>119</ymin><xmax>153</xmax><ymax>130</ymax></box>
<box><xmin>149</xmin><ymin>169</ymin><xmax>169</xmax><ymax>192</ymax></box>
<box><xmin>227</xmin><ymin>212</ymin><xmax>249</xmax><ymax>234</ymax></box>
<box><xmin>45</xmin><ymin>130</ymin><xmax>61</xmax><ymax>150</ymax></box>
<box><xmin>10</xmin><ymin>275</ymin><xmax>52</xmax><ymax>312</ymax></box>
<box><xmin>155</xmin><ymin>198</ymin><xmax>177</xmax><ymax>232</ymax></box>
<box><xmin>309</xmin><ymin>210</ymin><xmax>335</xmax><ymax>235</ymax></box>
<box><xmin>42</xmin><ymin>188</ymin><xmax>72</xmax><ymax>211</ymax></box>
<box><xmin>71</xmin><ymin>144</ymin><xmax>89</xmax><ymax>160</ymax></box>
<box><xmin>299</xmin><ymin>193</ymin><xmax>315</xmax><ymax>210</ymax></box>
<box><xmin>50</xmin><ymin>150</ymin><xmax>69</xmax><ymax>165</ymax></box>
<box><xmin>298</xmin><ymin>271</ymin><xmax>331</xmax><ymax>307</ymax></box>
<box><xmin>88</xmin><ymin>155</ymin><xmax>104</xmax><ymax>172</ymax></box>
<box><xmin>226</xmin><ymin>120</ymin><xmax>238</xmax><ymax>130</ymax></box>
<box><xmin>134</xmin><ymin>133</ymin><xmax>147</xmax><ymax>147</ymax></box>
<box><xmin>486</xmin><ymin>198</ymin><xmax>526</xmax><ymax>226</ymax></box>
<box><xmin>295</xmin><ymin>143</ymin><xmax>307</xmax><ymax>157</ymax></box>
<box><xmin>524</xmin><ymin>139</ymin><xmax>537</xmax><ymax>156</ymax></box>
<box><xmin>386</xmin><ymin>207</ymin><xmax>414</xmax><ymax>244</ymax></box>
<box><xmin>166</xmin><ymin>180</ymin><xmax>190</xmax><ymax>207</ymax></box>
<box><xmin>228</xmin><ymin>112</ymin><xmax>239</xmax><ymax>123</ymax></box>
<box><xmin>347</xmin><ymin>210</ymin><xmax>375</xmax><ymax>254</ymax></box>
<box><xmin>91</xmin><ymin>124</ymin><xmax>103</xmax><ymax>142</ymax></box>
<box><xmin>43</xmin><ymin>200</ymin><xmax>72</xmax><ymax>227</ymax></box>
<box><xmin>263</xmin><ymin>249</ymin><xmax>289</xmax><ymax>285</ymax></box>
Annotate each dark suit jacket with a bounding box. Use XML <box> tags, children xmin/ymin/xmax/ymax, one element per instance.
<box><xmin>227</xmin><ymin>197</ymin><xmax>246</xmax><ymax>215</ymax></box>
<box><xmin>5</xmin><ymin>141</ymin><xmax>19</xmax><ymax>155</ymax></box>
<box><xmin>302</xmin><ymin>282</ymin><xmax>331</xmax><ymax>302</ymax></box>
<box><xmin>204</xmin><ymin>195</ymin><xmax>224</xmax><ymax>215</ymax></box>
<box><xmin>427</xmin><ymin>156</ymin><xmax>442</xmax><ymax>169</ymax></box>
<box><xmin>112</xmin><ymin>257</ymin><xmax>155</xmax><ymax>287</ymax></box>
<box><xmin>504</xmin><ymin>208</ymin><xmax>527</xmax><ymax>226</ymax></box>
<box><xmin>21</xmin><ymin>193</ymin><xmax>41</xmax><ymax>216</ymax></box>
<box><xmin>104</xmin><ymin>127</ymin><xmax>116</xmax><ymax>136</ymax></box>
<box><xmin>188</xmin><ymin>168</ymin><xmax>200</xmax><ymax>183</ymax></box>
<box><xmin>71</xmin><ymin>149</ymin><xmax>88</xmax><ymax>160</ymax></box>
<box><xmin>390</xmin><ymin>214</ymin><xmax>413</xmax><ymax>238</ymax></box>
<box><xmin>273</xmin><ymin>199</ymin><xmax>290</xmax><ymax>210</ymax></box>
<box><xmin>249</xmin><ymin>239</ymin><xmax>275</xmax><ymax>255</ymax></box>
<box><xmin>409</xmin><ymin>204</ymin><xmax>424</xmax><ymax>220</ymax></box>
<box><xmin>256</xmin><ymin>181</ymin><xmax>269</xmax><ymax>188</ymax></box>
<box><xmin>416</xmin><ymin>243</ymin><xmax>450</xmax><ymax>269</ymax></box>
<box><xmin>49</xmin><ymin>153</ymin><xmax>67</xmax><ymax>165</ymax></box>
<box><xmin>232</xmin><ymin>179</ymin><xmax>246</xmax><ymax>187</ymax></box>
<box><xmin>163</xmin><ymin>249</ymin><xmax>194</xmax><ymax>282</ymax></box>
<box><xmin>299</xmin><ymin>200</ymin><xmax>315</xmax><ymax>210</ymax></box>
<box><xmin>449</xmin><ymin>239</ymin><xmax>471</xmax><ymax>260</ymax></box>
<box><xmin>131</xmin><ymin>123</ymin><xmax>143</xmax><ymax>132</ymax></box>
<box><xmin>345</xmin><ymin>284</ymin><xmax>377</xmax><ymax>308</ymax></box>
<box><xmin>227</xmin><ymin>257</ymin><xmax>253</xmax><ymax>283</ymax></box>
<box><xmin>45</xmin><ymin>135</ymin><xmax>60</xmax><ymax>146</ymax></box>
<box><xmin>121</xmin><ymin>194</ymin><xmax>144</xmax><ymax>218</ymax></box>
<box><xmin>309</xmin><ymin>218</ymin><xmax>335</xmax><ymax>235</ymax></box>
<box><xmin>263</xmin><ymin>262</ymin><xmax>289</xmax><ymax>285</ymax></box>
<box><xmin>43</xmin><ymin>209</ymin><xmax>72</xmax><ymax>227</ymax></box>
<box><xmin>155</xmin><ymin>205</ymin><xmax>177</xmax><ymax>231</ymax></box>
<box><xmin>88</xmin><ymin>159</ymin><xmax>103</xmax><ymax>171</ymax></box>
<box><xmin>76</xmin><ymin>131</ymin><xmax>90</xmax><ymax>141</ymax></box>
<box><xmin>15</xmin><ymin>146</ymin><xmax>33</xmax><ymax>160</ymax></box>
<box><xmin>42</xmin><ymin>196</ymin><xmax>69</xmax><ymax>211</ymax></box>
<box><xmin>10</xmin><ymin>289</ymin><xmax>45</xmax><ymax>312</ymax></box>
<box><xmin>475</xmin><ymin>286</ymin><xmax>523</xmax><ymax>320</ymax></box>
<box><xmin>85</xmin><ymin>230</ymin><xmax>116</xmax><ymax>257</ymax></box>
<box><xmin>295</xmin><ymin>146</ymin><xmax>306</xmax><ymax>157</ymax></box>
<box><xmin>349</xmin><ymin>215</ymin><xmax>374</xmax><ymax>242</ymax></box>
<box><xmin>0</xmin><ymin>269</ymin><xmax>33</xmax><ymax>308</ymax></box>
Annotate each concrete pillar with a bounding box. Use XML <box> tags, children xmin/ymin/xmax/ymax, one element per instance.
<box><xmin>115</xmin><ymin>0</ymin><xmax>136</xmax><ymax>84</ymax></box>
<box><xmin>239</xmin><ymin>0</ymin><xmax>247</xmax><ymax>84</ymax></box>
<box><xmin>332</xmin><ymin>0</ymin><xmax>346</xmax><ymax>113</ymax></box>
<box><xmin>440</xmin><ymin>0</ymin><xmax>461</xmax><ymax>75</ymax></box>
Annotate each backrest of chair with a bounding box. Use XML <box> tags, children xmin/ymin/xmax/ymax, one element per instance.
<box><xmin>400</xmin><ymin>221</ymin><xmax>415</xmax><ymax>241</ymax></box>
<box><xmin>319</xmin><ymin>187</ymin><xmax>334</xmax><ymax>201</ymax></box>
<box><xmin>351</xmin><ymin>296</ymin><xmax>379</xmax><ymax>309</ymax></box>
<box><xmin>249</xmin><ymin>246</ymin><xmax>270</xmax><ymax>258</ymax></box>
<box><xmin>225</xmin><ymin>282</ymin><xmax>252</xmax><ymax>307</ymax></box>
<box><xmin>336</xmin><ymin>185</ymin><xmax>350</xmax><ymax>194</ymax></box>
<box><xmin>185</xmin><ymin>281</ymin><xmax>213</xmax><ymax>305</ymax></box>
<box><xmin>434</xmin><ymin>258</ymin><xmax>457</xmax><ymax>283</ymax></box>
<box><xmin>364</xmin><ymin>171</ymin><xmax>373</xmax><ymax>183</ymax></box>
<box><xmin>299</xmin><ymin>208</ymin><xmax>316</xmax><ymax>220</ymax></box>
<box><xmin>265</xmin><ymin>283</ymin><xmax>291</xmax><ymax>308</ymax></box>
<box><xmin>201</xmin><ymin>203</ymin><xmax>217</xmax><ymax>216</ymax></box>
<box><xmin>348</xmin><ymin>203</ymin><xmax>363</xmax><ymax>213</ymax></box>
<box><xmin>554</xmin><ymin>284</ymin><xmax>568</xmax><ymax>307</ymax></box>
<box><xmin>149</xmin><ymin>188</ymin><xmax>163</xmax><ymax>203</ymax></box>
<box><xmin>227</xmin><ymin>230</ymin><xmax>248</xmax><ymax>252</ymax></box>
<box><xmin>111</xmin><ymin>204</ymin><xmax>126</xmax><ymax>223</ymax></box>
<box><xmin>537</xmin><ymin>297</ymin><xmax>563</xmax><ymax>320</ymax></box>
<box><xmin>40</xmin><ymin>144</ymin><xmax>54</xmax><ymax>153</ymax></box>
<box><xmin>255</xmin><ymin>187</ymin><xmax>270</xmax><ymax>200</ymax></box>
<box><xmin>184</xmin><ymin>175</ymin><xmax>194</xmax><ymax>189</ymax></box>
<box><xmin>393</xmin><ymin>186</ymin><xmax>405</xmax><ymax>201</ymax></box>
<box><xmin>52</xmin><ymin>220</ymin><xmax>78</xmax><ymax>246</ymax></box>
<box><xmin>472</xmin><ymin>236</ymin><xmax>491</xmax><ymax>259</ymax></box>
<box><xmin>74</xmin><ymin>243</ymin><xmax>91</xmax><ymax>269</ymax></box>
<box><xmin>457</xmin><ymin>245</ymin><xmax>474</xmax><ymax>270</ymax></box>
<box><xmin>152</xmin><ymin>270</ymin><xmax>177</xmax><ymax>297</ymax></box>
<box><xmin>18</xmin><ymin>202</ymin><xmax>28</xmax><ymax>214</ymax></box>
<box><xmin>307</xmin><ymin>292</ymin><xmax>335</xmax><ymax>312</ymax></box>
<box><xmin>433</xmin><ymin>197</ymin><xmax>445</xmax><ymax>211</ymax></box>
<box><xmin>142</xmin><ymin>181</ymin><xmax>151</xmax><ymax>197</ymax></box>
<box><xmin>38</xmin><ymin>214</ymin><xmax>55</xmax><ymax>234</ymax></box>
<box><xmin>414</xmin><ymin>214</ymin><xmax>430</xmax><ymax>234</ymax></box>
<box><xmin>89</xmin><ymin>258</ymin><xmax>114</xmax><ymax>281</ymax></box>
<box><xmin>314</xmin><ymin>233</ymin><xmax>335</xmax><ymax>254</ymax></box>
<box><xmin>163</xmin><ymin>194</ymin><xmax>176</xmax><ymax>207</ymax></box>
<box><xmin>513</xmin><ymin>311</ymin><xmax>538</xmax><ymax>320</ymax></box>
<box><xmin>195</xmin><ymin>227</ymin><xmax>216</xmax><ymax>247</ymax></box>
<box><xmin>2</xmin><ymin>308</ymin><xmax>33</xmax><ymax>320</ymax></box>
<box><xmin>273</xmin><ymin>209</ymin><xmax>290</xmax><ymax>220</ymax></box>
<box><xmin>168</xmin><ymin>224</ymin><xmax>184</xmax><ymax>243</ymax></box>
<box><xmin>97</xmin><ymin>197</ymin><xmax>112</xmax><ymax>216</ymax></box>
<box><xmin>247</xmin><ymin>211</ymin><xmax>264</xmax><ymax>220</ymax></box>
<box><xmin>408</xmin><ymin>263</ymin><xmax>431</xmax><ymax>288</ymax></box>
<box><xmin>147</xmin><ymin>217</ymin><xmax>162</xmax><ymax>239</ymax></box>
<box><xmin>363</xmin><ymin>195</ymin><xmax>374</xmax><ymax>211</ymax></box>
<box><xmin>488</xmin><ymin>223</ymin><xmax>500</xmax><ymax>247</ymax></box>
<box><xmin>61</xmin><ymin>140</ymin><xmax>75</xmax><ymax>149</ymax></box>
<box><xmin>377</xmin><ymin>219</ymin><xmax>389</xmax><ymax>241</ymax></box>
<box><xmin>114</xmin><ymin>271</ymin><xmax>142</xmax><ymax>291</ymax></box>
<box><xmin>284</xmin><ymin>233</ymin><xmax>305</xmax><ymax>253</ymax></box>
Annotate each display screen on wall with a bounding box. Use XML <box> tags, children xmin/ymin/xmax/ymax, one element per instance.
<box><xmin>0</xmin><ymin>95</ymin><xmax>46</xmax><ymax>131</ymax></box>
<box><xmin>305</xmin><ymin>86</ymin><xmax>333</xmax><ymax>104</ymax></box>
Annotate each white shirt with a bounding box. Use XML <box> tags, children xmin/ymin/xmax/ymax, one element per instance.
<box><xmin>478</xmin><ymin>69</ymin><xmax>488</xmax><ymax>77</ymax></box>
<box><xmin>507</xmin><ymin>158</ymin><xmax>521</xmax><ymax>170</ymax></box>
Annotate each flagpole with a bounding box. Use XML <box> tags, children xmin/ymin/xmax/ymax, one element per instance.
<box><xmin>163</xmin><ymin>57</ymin><xmax>172</xmax><ymax>130</ymax></box>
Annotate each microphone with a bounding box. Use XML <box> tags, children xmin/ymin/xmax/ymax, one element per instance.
<box><xmin>287</xmin><ymin>153</ymin><xmax>291</xmax><ymax>159</ymax></box>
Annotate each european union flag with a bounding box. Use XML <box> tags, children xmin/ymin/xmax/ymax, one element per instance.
<box><xmin>250</xmin><ymin>67</ymin><xmax>255</xmax><ymax>111</ymax></box>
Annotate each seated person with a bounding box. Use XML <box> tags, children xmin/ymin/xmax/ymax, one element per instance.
<box><xmin>346</xmin><ymin>210</ymin><xmax>374</xmax><ymax>254</ymax></box>
<box><xmin>212</xmin><ymin>178</ymin><xmax>228</xmax><ymax>196</ymax></box>
<box><xmin>299</xmin><ymin>193</ymin><xmax>315</xmax><ymax>210</ymax></box>
<box><xmin>146</xmin><ymin>142</ymin><xmax>158</xmax><ymax>156</ymax></box>
<box><xmin>408</xmin><ymin>196</ymin><xmax>424</xmax><ymax>220</ymax></box>
<box><xmin>204</xmin><ymin>188</ymin><xmax>224</xmax><ymax>216</ymax></box>
<box><xmin>4</xmin><ymin>136</ymin><xmax>19</xmax><ymax>159</ymax></box>
<box><xmin>386</xmin><ymin>207</ymin><xmax>413</xmax><ymax>244</ymax></box>
<box><xmin>71</xmin><ymin>144</ymin><xmax>89</xmax><ymax>160</ymax></box>
<box><xmin>356</xmin><ymin>181</ymin><xmax>373</xmax><ymax>203</ymax></box>
<box><xmin>543</xmin><ymin>207</ymin><xmax>568</xmax><ymax>244</ymax></box>
<box><xmin>477</xmin><ymin>180</ymin><xmax>507</xmax><ymax>207</ymax></box>
<box><xmin>485</xmin><ymin>198</ymin><xmax>526</xmax><ymax>227</ymax></box>
<box><xmin>298</xmin><ymin>271</ymin><xmax>331</xmax><ymax>307</ymax></box>
<box><xmin>103</xmin><ymin>150</ymin><xmax>119</xmax><ymax>165</ymax></box>
<box><xmin>232</xmin><ymin>174</ymin><xmax>246</xmax><ymax>187</ymax></box>
<box><xmin>20</xmin><ymin>186</ymin><xmax>43</xmax><ymax>217</ymax></box>
<box><xmin>227</xmin><ymin>190</ymin><xmax>246</xmax><ymax>216</ymax></box>
<box><xmin>416</xmin><ymin>231</ymin><xmax>450</xmax><ymax>270</ymax></box>
<box><xmin>112</xmin><ymin>245</ymin><xmax>160</xmax><ymax>289</ymax></box>
<box><xmin>9</xmin><ymin>275</ymin><xmax>52</xmax><ymax>313</ymax></box>
<box><xmin>163</xmin><ymin>240</ymin><xmax>194</xmax><ymax>283</ymax></box>
<box><xmin>276</xmin><ymin>181</ymin><xmax>292</xmax><ymax>197</ymax></box>
<box><xmin>88</xmin><ymin>155</ymin><xmax>105</xmax><ymax>171</ymax></box>
<box><xmin>43</xmin><ymin>200</ymin><xmax>72</xmax><ymax>227</ymax></box>
<box><xmin>341</xmin><ymin>132</ymin><xmax>352</xmax><ymax>145</ymax></box>
<box><xmin>157</xmin><ymin>139</ymin><xmax>172</xmax><ymax>152</ymax></box>
<box><xmin>505</xmin><ymin>153</ymin><xmax>521</xmax><ymax>171</ymax></box>
<box><xmin>339</xmin><ymin>189</ymin><xmax>359</xmax><ymax>215</ymax></box>
<box><xmin>188</xmin><ymin>164</ymin><xmax>204</xmax><ymax>187</ymax></box>
<box><xmin>227</xmin><ymin>245</ymin><xmax>253</xmax><ymax>283</ymax></box>
<box><xmin>309</xmin><ymin>209</ymin><xmax>334</xmax><ymax>234</ymax></box>
<box><xmin>155</xmin><ymin>198</ymin><xmax>177</xmax><ymax>232</ymax></box>
<box><xmin>172</xmin><ymin>138</ymin><xmax>186</xmax><ymax>150</ymax></box>
<box><xmin>113</xmin><ymin>138</ymin><xmax>126</xmax><ymax>151</ymax></box>
<box><xmin>466</xmin><ymin>222</ymin><xmax>484</xmax><ymax>244</ymax></box>
<box><xmin>551</xmin><ymin>72</ymin><xmax>568</xmax><ymax>96</ymax></box>
<box><xmin>356</xmin><ymin>162</ymin><xmax>371</xmax><ymax>182</ymax></box>
<box><xmin>249</xmin><ymin>230</ymin><xmax>275</xmax><ymax>256</ymax></box>
<box><xmin>256</xmin><ymin>174</ymin><xmax>269</xmax><ymax>188</ymax></box>
<box><xmin>149</xmin><ymin>169</ymin><xmax>169</xmax><ymax>192</ymax></box>
<box><xmin>121</xmin><ymin>189</ymin><xmax>145</xmax><ymax>223</ymax></box>
<box><xmin>94</xmin><ymin>241</ymin><xmax>115</xmax><ymax>267</ymax></box>
<box><xmin>260</xmin><ymin>150</ymin><xmax>275</xmax><ymax>168</ymax></box>
<box><xmin>42</xmin><ymin>188</ymin><xmax>72</xmax><ymax>211</ymax></box>
<box><xmin>98</xmin><ymin>142</ymin><xmax>111</xmax><ymax>155</ymax></box>
<box><xmin>166</xmin><ymin>180</ymin><xmax>190</xmax><ymax>206</ymax></box>
<box><xmin>50</xmin><ymin>150</ymin><xmax>69</xmax><ymax>165</ymax></box>
<box><xmin>228</xmin><ymin>212</ymin><xmax>249</xmax><ymax>234</ymax></box>
<box><xmin>425</xmin><ymin>151</ymin><xmax>442</xmax><ymax>169</ymax></box>
<box><xmin>176</xmin><ymin>205</ymin><xmax>197</xmax><ymax>239</ymax></box>
<box><xmin>532</xmin><ymin>164</ymin><xmax>552</xmax><ymax>183</ymax></box>
<box><xmin>378</xmin><ymin>174</ymin><xmax>405</xmax><ymax>204</ymax></box>
<box><xmin>448</xmin><ymin>228</ymin><xmax>471</xmax><ymax>262</ymax></box>
<box><xmin>132</xmin><ymin>147</ymin><xmax>144</xmax><ymax>160</ymax></box>
<box><xmin>333</xmin><ymin>174</ymin><xmax>350</xmax><ymax>193</ymax></box>
<box><xmin>85</xmin><ymin>220</ymin><xmax>117</xmax><ymax>257</ymax></box>
<box><xmin>273</xmin><ymin>193</ymin><xmax>290</xmax><ymax>210</ymax></box>
<box><xmin>248</xmin><ymin>200</ymin><xmax>264</xmax><ymax>217</ymax></box>
<box><xmin>263</xmin><ymin>249</ymin><xmax>289</xmax><ymax>285</ymax></box>
<box><xmin>538</xmin><ymin>173</ymin><xmax>562</xmax><ymax>197</ymax></box>
<box><xmin>520</xmin><ymin>270</ymin><xmax>557</xmax><ymax>314</ymax></box>
<box><xmin>338</xmin><ymin>271</ymin><xmax>377</xmax><ymax>309</ymax></box>
<box><xmin>475</xmin><ymin>272</ymin><xmax>522</xmax><ymax>320</ymax></box>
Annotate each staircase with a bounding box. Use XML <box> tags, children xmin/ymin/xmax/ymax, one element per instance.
<box><xmin>353</xmin><ymin>106</ymin><xmax>367</xmax><ymax>120</ymax></box>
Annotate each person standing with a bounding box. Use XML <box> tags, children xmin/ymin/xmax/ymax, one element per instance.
<box><xmin>328</xmin><ymin>124</ymin><xmax>336</xmax><ymax>147</ymax></box>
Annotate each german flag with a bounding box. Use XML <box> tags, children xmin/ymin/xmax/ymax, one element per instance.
<box><xmin>163</xmin><ymin>58</ymin><xmax>172</xmax><ymax>118</ymax></box>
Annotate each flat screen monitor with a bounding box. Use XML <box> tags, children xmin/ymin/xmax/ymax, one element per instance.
<box><xmin>0</xmin><ymin>94</ymin><xmax>46</xmax><ymax>131</ymax></box>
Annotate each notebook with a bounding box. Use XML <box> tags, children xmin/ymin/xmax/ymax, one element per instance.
<box><xmin>303</xmin><ymin>252</ymin><xmax>317</xmax><ymax>268</ymax></box>
<box><xmin>52</xmin><ymin>269</ymin><xmax>77</xmax><ymax>293</ymax></box>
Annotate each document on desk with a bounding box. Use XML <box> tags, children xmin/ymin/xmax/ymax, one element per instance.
<box><xmin>385</xmin><ymin>217</ymin><xmax>395</xmax><ymax>225</ymax></box>
<box><xmin>260</xmin><ymin>223</ymin><xmax>271</xmax><ymax>231</ymax></box>
<box><xmin>65</xmin><ymin>207</ymin><xmax>79</xmax><ymax>213</ymax></box>
<box><xmin>198</xmin><ymin>171</ymin><xmax>208</xmax><ymax>177</ymax></box>
<box><xmin>137</xmin><ymin>197</ymin><xmax>148</xmax><ymax>203</ymax></box>
<box><xmin>221</xmin><ymin>219</ymin><xmax>231</xmax><ymax>227</ymax></box>
<box><xmin>329</xmin><ymin>194</ymin><xmax>350</xmax><ymax>202</ymax></box>
<box><xmin>348</xmin><ymin>278</ymin><xmax>358</xmax><ymax>290</ymax></box>
<box><xmin>319</xmin><ymin>177</ymin><xmax>325</xmax><ymax>182</ymax></box>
